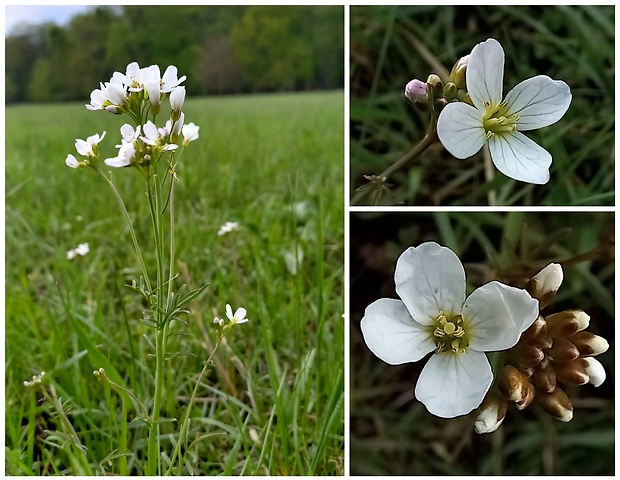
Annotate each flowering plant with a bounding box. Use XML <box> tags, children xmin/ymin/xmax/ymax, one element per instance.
<box><xmin>354</xmin><ymin>37</ymin><xmax>572</xmax><ymax>204</ymax></box>
<box><xmin>62</xmin><ymin>61</ymin><xmax>246</xmax><ymax>475</ymax></box>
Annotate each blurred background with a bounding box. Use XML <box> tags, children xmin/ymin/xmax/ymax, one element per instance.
<box><xmin>5</xmin><ymin>5</ymin><xmax>344</xmax><ymax>102</ymax></box>
<box><xmin>350</xmin><ymin>211</ymin><xmax>614</xmax><ymax>475</ymax></box>
<box><xmin>350</xmin><ymin>5</ymin><xmax>615</xmax><ymax>205</ymax></box>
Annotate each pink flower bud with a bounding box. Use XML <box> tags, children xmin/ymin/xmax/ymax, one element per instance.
<box><xmin>404</xmin><ymin>79</ymin><xmax>429</xmax><ymax>103</ymax></box>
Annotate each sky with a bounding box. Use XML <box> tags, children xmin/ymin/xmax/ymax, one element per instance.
<box><xmin>4</xmin><ymin>5</ymin><xmax>94</xmax><ymax>36</ymax></box>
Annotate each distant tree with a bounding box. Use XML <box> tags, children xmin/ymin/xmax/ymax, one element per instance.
<box><xmin>194</xmin><ymin>35</ymin><xmax>247</xmax><ymax>95</ymax></box>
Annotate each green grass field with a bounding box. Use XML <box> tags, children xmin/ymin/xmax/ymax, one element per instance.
<box><xmin>350</xmin><ymin>5</ymin><xmax>615</xmax><ymax>206</ymax></box>
<box><xmin>5</xmin><ymin>91</ymin><xmax>345</xmax><ymax>475</ymax></box>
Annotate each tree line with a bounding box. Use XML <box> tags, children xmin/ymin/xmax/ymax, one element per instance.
<box><xmin>6</xmin><ymin>5</ymin><xmax>344</xmax><ymax>103</ymax></box>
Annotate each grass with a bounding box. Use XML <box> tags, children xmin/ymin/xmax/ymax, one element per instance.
<box><xmin>5</xmin><ymin>90</ymin><xmax>344</xmax><ymax>475</ymax></box>
<box><xmin>350</xmin><ymin>211</ymin><xmax>614</xmax><ymax>475</ymax></box>
<box><xmin>350</xmin><ymin>5</ymin><xmax>615</xmax><ymax>205</ymax></box>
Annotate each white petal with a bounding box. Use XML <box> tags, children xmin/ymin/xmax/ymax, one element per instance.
<box><xmin>235</xmin><ymin>307</ymin><xmax>247</xmax><ymax>321</ymax></box>
<box><xmin>104</xmin><ymin>156</ymin><xmax>130</xmax><ymax>168</ymax></box>
<box><xmin>463</xmin><ymin>281</ymin><xmax>538</xmax><ymax>351</ymax></box>
<box><xmin>414</xmin><ymin>350</ymin><xmax>493</xmax><ymax>418</ymax></box>
<box><xmin>583</xmin><ymin>357</ymin><xmax>606</xmax><ymax>387</ymax></box>
<box><xmin>75</xmin><ymin>139</ymin><xmax>91</xmax><ymax>156</ymax></box>
<box><xmin>394</xmin><ymin>242</ymin><xmax>466</xmax><ymax>327</ymax></box>
<box><xmin>66</xmin><ymin>154</ymin><xmax>79</xmax><ymax>168</ymax></box>
<box><xmin>360</xmin><ymin>298</ymin><xmax>435</xmax><ymax>365</ymax></box>
<box><xmin>437</xmin><ymin>103</ymin><xmax>486</xmax><ymax>159</ymax></box>
<box><xmin>226</xmin><ymin>304</ymin><xmax>233</xmax><ymax>320</ymax></box>
<box><xmin>505</xmin><ymin>76</ymin><xmax>572</xmax><ymax>131</ymax></box>
<box><xmin>466</xmin><ymin>38</ymin><xmax>505</xmax><ymax>109</ymax></box>
<box><xmin>488</xmin><ymin>131</ymin><xmax>551</xmax><ymax>184</ymax></box>
<box><xmin>143</xmin><ymin>121</ymin><xmax>158</xmax><ymax>141</ymax></box>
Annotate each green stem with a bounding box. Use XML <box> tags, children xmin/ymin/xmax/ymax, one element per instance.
<box><xmin>351</xmin><ymin>121</ymin><xmax>437</xmax><ymax>205</ymax></box>
<box><xmin>146</xmin><ymin>164</ymin><xmax>169</xmax><ymax>476</ymax></box>
<box><xmin>100</xmin><ymin>172</ymin><xmax>152</xmax><ymax>292</ymax></box>
<box><xmin>165</xmin><ymin>335</ymin><xmax>225</xmax><ymax>475</ymax></box>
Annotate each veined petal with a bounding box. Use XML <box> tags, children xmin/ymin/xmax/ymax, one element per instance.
<box><xmin>437</xmin><ymin>103</ymin><xmax>486</xmax><ymax>159</ymax></box>
<box><xmin>505</xmin><ymin>75</ymin><xmax>572</xmax><ymax>131</ymax></box>
<box><xmin>360</xmin><ymin>298</ymin><xmax>435</xmax><ymax>365</ymax></box>
<box><xmin>463</xmin><ymin>281</ymin><xmax>538</xmax><ymax>351</ymax></box>
<box><xmin>414</xmin><ymin>350</ymin><xmax>493</xmax><ymax>418</ymax></box>
<box><xmin>488</xmin><ymin>131</ymin><xmax>551</xmax><ymax>184</ymax></box>
<box><xmin>467</xmin><ymin>38</ymin><xmax>505</xmax><ymax>110</ymax></box>
<box><xmin>394</xmin><ymin>242</ymin><xmax>466</xmax><ymax>327</ymax></box>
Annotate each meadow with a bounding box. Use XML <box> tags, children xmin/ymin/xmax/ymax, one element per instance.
<box><xmin>5</xmin><ymin>91</ymin><xmax>345</xmax><ymax>475</ymax></box>
<box><xmin>350</xmin><ymin>5</ymin><xmax>615</xmax><ymax>205</ymax></box>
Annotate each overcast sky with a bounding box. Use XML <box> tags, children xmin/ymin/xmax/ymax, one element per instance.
<box><xmin>5</xmin><ymin>5</ymin><xmax>94</xmax><ymax>36</ymax></box>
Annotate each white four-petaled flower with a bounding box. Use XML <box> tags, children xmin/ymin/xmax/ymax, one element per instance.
<box><xmin>182</xmin><ymin>122</ymin><xmax>200</xmax><ymax>146</ymax></box>
<box><xmin>437</xmin><ymin>38</ymin><xmax>572</xmax><ymax>184</ymax></box>
<box><xmin>75</xmin><ymin>131</ymin><xmax>106</xmax><ymax>158</ymax></box>
<box><xmin>360</xmin><ymin>242</ymin><xmax>539</xmax><ymax>418</ymax></box>
<box><xmin>226</xmin><ymin>304</ymin><xmax>249</xmax><ymax>324</ymax></box>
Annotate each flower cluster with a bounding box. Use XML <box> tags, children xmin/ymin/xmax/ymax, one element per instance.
<box><xmin>67</xmin><ymin>242</ymin><xmax>90</xmax><ymax>260</ymax></box>
<box><xmin>405</xmin><ymin>38</ymin><xmax>572</xmax><ymax>184</ymax></box>
<box><xmin>474</xmin><ymin>263</ymin><xmax>609</xmax><ymax>433</ymax></box>
<box><xmin>65</xmin><ymin>62</ymin><xmax>199</xmax><ymax>172</ymax></box>
<box><xmin>24</xmin><ymin>371</ymin><xmax>46</xmax><ymax>387</ymax></box>
<box><xmin>360</xmin><ymin>242</ymin><xmax>539</xmax><ymax>418</ymax></box>
<box><xmin>214</xmin><ymin>304</ymin><xmax>249</xmax><ymax>328</ymax></box>
<box><xmin>218</xmin><ymin>221</ymin><xmax>240</xmax><ymax>236</ymax></box>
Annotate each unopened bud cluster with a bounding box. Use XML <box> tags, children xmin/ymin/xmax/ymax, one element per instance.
<box><xmin>403</xmin><ymin>55</ymin><xmax>471</xmax><ymax>114</ymax></box>
<box><xmin>23</xmin><ymin>371</ymin><xmax>46</xmax><ymax>388</ymax></box>
<box><xmin>475</xmin><ymin>263</ymin><xmax>609</xmax><ymax>433</ymax></box>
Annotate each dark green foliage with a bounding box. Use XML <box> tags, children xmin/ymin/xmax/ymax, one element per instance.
<box><xmin>6</xmin><ymin>5</ymin><xmax>344</xmax><ymax>103</ymax></box>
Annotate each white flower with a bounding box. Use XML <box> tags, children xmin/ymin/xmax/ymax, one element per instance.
<box><xmin>182</xmin><ymin>122</ymin><xmax>200</xmax><ymax>146</ymax></box>
<box><xmin>437</xmin><ymin>38</ymin><xmax>572</xmax><ymax>184</ymax></box>
<box><xmin>226</xmin><ymin>304</ymin><xmax>249</xmax><ymax>324</ymax></box>
<box><xmin>23</xmin><ymin>371</ymin><xmax>45</xmax><ymax>387</ymax></box>
<box><xmin>67</xmin><ymin>242</ymin><xmax>90</xmax><ymax>260</ymax></box>
<box><xmin>171</xmin><ymin>112</ymin><xmax>184</xmax><ymax>138</ymax></box>
<box><xmin>118</xmin><ymin>124</ymin><xmax>141</xmax><ymax>145</ymax></box>
<box><xmin>218</xmin><ymin>221</ymin><xmax>239</xmax><ymax>236</ymax></box>
<box><xmin>75</xmin><ymin>242</ymin><xmax>90</xmax><ymax>256</ymax></box>
<box><xmin>360</xmin><ymin>242</ymin><xmax>539</xmax><ymax>418</ymax></box>
<box><xmin>140</xmin><ymin>121</ymin><xmax>178</xmax><ymax>151</ymax></box>
<box><xmin>66</xmin><ymin>154</ymin><xmax>79</xmax><ymax>169</ymax></box>
<box><xmin>85</xmin><ymin>82</ymin><xmax>127</xmax><ymax>112</ymax></box>
<box><xmin>161</xmin><ymin>65</ymin><xmax>187</xmax><ymax>93</ymax></box>
<box><xmin>75</xmin><ymin>131</ymin><xmax>106</xmax><ymax>157</ymax></box>
<box><xmin>105</xmin><ymin>142</ymin><xmax>136</xmax><ymax>168</ymax></box>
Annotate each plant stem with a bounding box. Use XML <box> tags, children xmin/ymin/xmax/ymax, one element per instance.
<box><xmin>165</xmin><ymin>335</ymin><xmax>225</xmax><ymax>475</ymax></box>
<box><xmin>100</xmin><ymin>173</ymin><xmax>152</xmax><ymax>292</ymax></box>
<box><xmin>351</xmin><ymin>122</ymin><xmax>437</xmax><ymax>205</ymax></box>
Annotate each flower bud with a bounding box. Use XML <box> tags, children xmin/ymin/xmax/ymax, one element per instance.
<box><xmin>520</xmin><ymin>316</ymin><xmax>553</xmax><ymax>349</ymax></box>
<box><xmin>449</xmin><ymin>54</ymin><xmax>469</xmax><ymax>90</ymax></box>
<box><xmin>526</xmin><ymin>263</ymin><xmax>563</xmax><ymax>309</ymax></box>
<box><xmin>553</xmin><ymin>358</ymin><xmax>589</xmax><ymax>385</ymax></box>
<box><xmin>404</xmin><ymin>79</ymin><xmax>429</xmax><ymax>104</ymax></box>
<box><xmin>170</xmin><ymin>86</ymin><xmax>186</xmax><ymax>121</ymax></box>
<box><xmin>583</xmin><ymin>357</ymin><xmax>606</xmax><ymax>387</ymax></box>
<box><xmin>548</xmin><ymin>337</ymin><xmax>580</xmax><ymax>363</ymax></box>
<box><xmin>474</xmin><ymin>392</ymin><xmax>507</xmax><ymax>434</ymax></box>
<box><xmin>426</xmin><ymin>74</ymin><xmax>443</xmax><ymax>97</ymax></box>
<box><xmin>498</xmin><ymin>365</ymin><xmax>534</xmax><ymax>409</ymax></box>
<box><xmin>515</xmin><ymin>343</ymin><xmax>545</xmax><ymax>368</ymax></box>
<box><xmin>442</xmin><ymin>81</ymin><xmax>457</xmax><ymax>101</ymax></box>
<box><xmin>531</xmin><ymin>365</ymin><xmax>556</xmax><ymax>393</ymax></box>
<box><xmin>536</xmin><ymin>387</ymin><xmax>573</xmax><ymax>422</ymax></box>
<box><xmin>567</xmin><ymin>331</ymin><xmax>609</xmax><ymax>356</ymax></box>
<box><xmin>545</xmin><ymin>310</ymin><xmax>590</xmax><ymax>338</ymax></box>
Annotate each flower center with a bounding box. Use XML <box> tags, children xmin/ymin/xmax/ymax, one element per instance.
<box><xmin>432</xmin><ymin>311</ymin><xmax>469</xmax><ymax>354</ymax></box>
<box><xmin>481</xmin><ymin>101</ymin><xmax>519</xmax><ymax>139</ymax></box>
